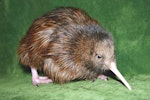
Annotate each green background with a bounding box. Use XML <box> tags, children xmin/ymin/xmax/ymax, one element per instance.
<box><xmin>0</xmin><ymin>0</ymin><xmax>150</xmax><ymax>100</ymax></box>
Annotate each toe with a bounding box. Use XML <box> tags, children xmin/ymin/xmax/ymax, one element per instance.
<box><xmin>39</xmin><ymin>79</ymin><xmax>53</xmax><ymax>84</ymax></box>
<box><xmin>39</xmin><ymin>76</ymin><xmax>49</xmax><ymax>80</ymax></box>
<box><xmin>32</xmin><ymin>76</ymin><xmax>52</xmax><ymax>86</ymax></box>
<box><xmin>97</xmin><ymin>74</ymin><xmax>108</xmax><ymax>81</ymax></box>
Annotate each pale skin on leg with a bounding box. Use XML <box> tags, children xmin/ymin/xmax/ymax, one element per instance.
<box><xmin>31</xmin><ymin>68</ymin><xmax>52</xmax><ymax>86</ymax></box>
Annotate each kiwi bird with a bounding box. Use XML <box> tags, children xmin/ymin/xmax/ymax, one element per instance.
<box><xmin>18</xmin><ymin>7</ymin><xmax>131</xmax><ymax>90</ymax></box>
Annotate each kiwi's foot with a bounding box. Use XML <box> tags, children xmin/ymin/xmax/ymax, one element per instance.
<box><xmin>97</xmin><ymin>74</ymin><xmax>108</xmax><ymax>81</ymax></box>
<box><xmin>31</xmin><ymin>68</ymin><xmax>52</xmax><ymax>86</ymax></box>
<box><xmin>32</xmin><ymin>76</ymin><xmax>52</xmax><ymax>86</ymax></box>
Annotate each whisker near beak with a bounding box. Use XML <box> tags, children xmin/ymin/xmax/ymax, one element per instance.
<box><xmin>109</xmin><ymin>62</ymin><xmax>132</xmax><ymax>90</ymax></box>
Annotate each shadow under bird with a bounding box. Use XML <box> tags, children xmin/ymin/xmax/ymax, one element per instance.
<box><xmin>18</xmin><ymin>7</ymin><xmax>131</xmax><ymax>90</ymax></box>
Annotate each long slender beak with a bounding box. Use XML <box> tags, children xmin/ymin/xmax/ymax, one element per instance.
<box><xmin>109</xmin><ymin>62</ymin><xmax>131</xmax><ymax>90</ymax></box>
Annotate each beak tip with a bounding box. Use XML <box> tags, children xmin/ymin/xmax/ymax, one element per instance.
<box><xmin>127</xmin><ymin>85</ymin><xmax>132</xmax><ymax>91</ymax></box>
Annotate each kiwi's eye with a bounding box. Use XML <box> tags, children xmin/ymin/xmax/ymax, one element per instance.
<box><xmin>97</xmin><ymin>55</ymin><xmax>102</xmax><ymax>59</ymax></box>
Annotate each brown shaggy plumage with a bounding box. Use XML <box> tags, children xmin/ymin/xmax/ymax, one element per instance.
<box><xmin>18</xmin><ymin>7</ymin><xmax>115</xmax><ymax>84</ymax></box>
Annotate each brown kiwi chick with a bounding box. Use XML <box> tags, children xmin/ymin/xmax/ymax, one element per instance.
<box><xmin>18</xmin><ymin>7</ymin><xmax>131</xmax><ymax>90</ymax></box>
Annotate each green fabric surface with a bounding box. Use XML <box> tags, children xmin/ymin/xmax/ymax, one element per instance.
<box><xmin>0</xmin><ymin>0</ymin><xmax>149</xmax><ymax>100</ymax></box>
